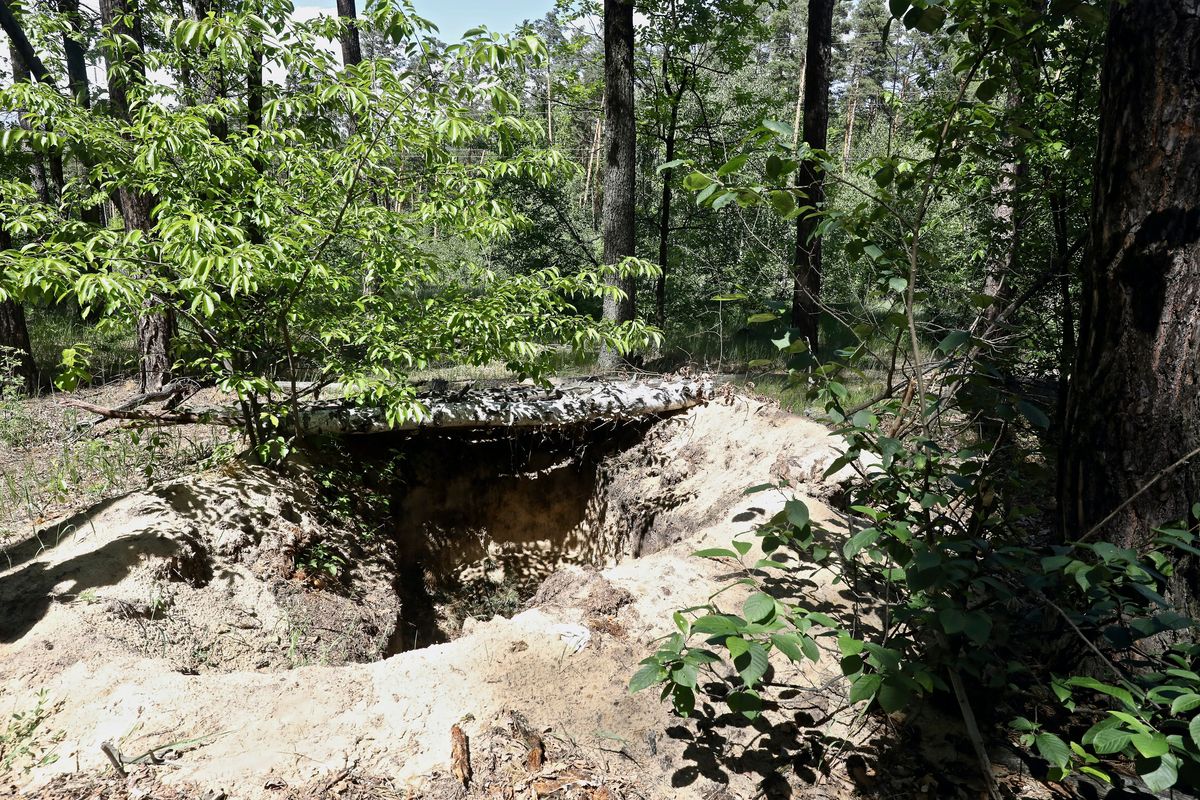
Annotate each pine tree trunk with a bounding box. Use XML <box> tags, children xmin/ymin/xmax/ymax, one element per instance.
<box><xmin>1061</xmin><ymin>1</ymin><xmax>1200</xmax><ymax>609</ymax></box>
<box><xmin>336</xmin><ymin>0</ymin><xmax>361</xmax><ymax>68</ymax></box>
<box><xmin>599</xmin><ymin>0</ymin><xmax>636</xmax><ymax>369</ymax></box>
<box><xmin>790</xmin><ymin>0</ymin><xmax>833</xmax><ymax>353</ymax></box>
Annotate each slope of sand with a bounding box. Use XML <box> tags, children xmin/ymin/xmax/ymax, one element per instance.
<box><xmin>1</xmin><ymin>397</ymin><xmax>860</xmax><ymax>799</ymax></box>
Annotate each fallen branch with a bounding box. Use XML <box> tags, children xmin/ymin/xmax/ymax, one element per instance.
<box><xmin>60</xmin><ymin>379</ymin><xmax>712</xmax><ymax>436</ymax></box>
<box><xmin>61</xmin><ymin>398</ymin><xmax>239</xmax><ymax>427</ymax></box>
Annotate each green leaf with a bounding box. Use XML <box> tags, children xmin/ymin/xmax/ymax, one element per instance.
<box><xmin>717</xmin><ymin>154</ymin><xmax>748</xmax><ymax>177</ymax></box>
<box><xmin>962</xmin><ymin>612</ymin><xmax>993</xmax><ymax>645</ymax></box>
<box><xmin>1091</xmin><ymin>725</ymin><xmax>1132</xmax><ymax>755</ymax></box>
<box><xmin>1138</xmin><ymin>753</ymin><xmax>1179</xmax><ymax>792</ymax></box>
<box><xmin>785</xmin><ymin>499</ymin><xmax>809</xmax><ymax>529</ymax></box>
<box><xmin>887</xmin><ymin>276</ymin><xmax>907</xmax><ymax>293</ymax></box>
<box><xmin>1190</xmin><ymin>714</ymin><xmax>1200</xmax><ymax>749</ymax></box>
<box><xmin>683</xmin><ymin>171</ymin><xmax>714</xmax><ymax>191</ymax></box>
<box><xmin>746</xmin><ymin>313</ymin><xmax>778</xmax><ymax>324</ymax></box>
<box><xmin>878</xmin><ymin>679</ymin><xmax>911</xmax><ymax>713</ymax></box>
<box><xmin>838</xmin><ymin>635</ymin><xmax>864</xmax><ymax>656</ymax></box>
<box><xmin>762</xmin><ymin>119</ymin><xmax>791</xmax><ymax>139</ymax></box>
<box><xmin>671</xmin><ymin>662</ymin><xmax>699</xmax><ymax>688</ymax></box>
<box><xmin>629</xmin><ymin>664</ymin><xmax>663</xmax><ymax>693</ymax></box>
<box><xmin>1035</xmin><ymin>733</ymin><xmax>1071</xmax><ymax>768</ymax></box>
<box><xmin>939</xmin><ymin>608</ymin><xmax>967</xmax><ymax>635</ymax></box>
<box><xmin>1171</xmin><ymin>693</ymin><xmax>1200</xmax><ymax>714</ymax></box>
<box><xmin>849</xmin><ymin>673</ymin><xmax>881</xmax><ymax>704</ymax></box>
<box><xmin>771</xmin><ymin>633</ymin><xmax>804</xmax><ymax>662</ymax></box>
<box><xmin>693</xmin><ymin>547</ymin><xmax>739</xmax><ymax>559</ymax></box>
<box><xmin>1130</xmin><ymin>733</ymin><xmax>1170</xmax><ymax>759</ymax></box>
<box><xmin>975</xmin><ymin>77</ymin><xmax>1003</xmax><ymax>104</ymax></box>
<box><xmin>768</xmin><ymin>190</ymin><xmax>796</xmax><ymax>217</ymax></box>
<box><xmin>1017</xmin><ymin>400</ymin><xmax>1051</xmax><ymax>430</ymax></box>
<box><xmin>735</xmin><ymin>642</ymin><xmax>771</xmax><ymax>688</ymax></box>
<box><xmin>938</xmin><ymin>330</ymin><xmax>970</xmax><ymax>354</ymax></box>
<box><xmin>743</xmin><ymin>592</ymin><xmax>776</xmax><ymax>624</ymax></box>
<box><xmin>887</xmin><ymin>0</ymin><xmax>910</xmax><ymax>19</ymax></box>
<box><xmin>692</xmin><ymin>615</ymin><xmax>742</xmax><ymax>636</ymax></box>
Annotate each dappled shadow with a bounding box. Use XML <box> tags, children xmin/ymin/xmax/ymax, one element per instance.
<box><xmin>0</xmin><ymin>495</ymin><xmax>125</xmax><ymax>573</ymax></box>
<box><xmin>0</xmin><ymin>531</ymin><xmax>181</xmax><ymax>642</ymax></box>
<box><xmin>0</xmin><ymin>465</ymin><xmax>294</xmax><ymax>646</ymax></box>
<box><xmin>666</xmin><ymin>697</ymin><xmax>854</xmax><ymax>799</ymax></box>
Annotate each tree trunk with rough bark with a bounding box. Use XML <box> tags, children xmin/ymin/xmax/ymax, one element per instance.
<box><xmin>336</xmin><ymin>0</ymin><xmax>361</xmax><ymax>68</ymax></box>
<box><xmin>598</xmin><ymin>0</ymin><xmax>637</xmax><ymax>369</ymax></box>
<box><xmin>100</xmin><ymin>0</ymin><xmax>174</xmax><ymax>392</ymax></box>
<box><xmin>791</xmin><ymin>0</ymin><xmax>833</xmax><ymax>353</ymax></box>
<box><xmin>1061</xmin><ymin>1</ymin><xmax>1200</xmax><ymax>610</ymax></box>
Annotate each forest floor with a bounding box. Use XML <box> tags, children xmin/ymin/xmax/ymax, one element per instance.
<box><xmin>0</xmin><ymin>385</ymin><xmax>1099</xmax><ymax>799</ymax></box>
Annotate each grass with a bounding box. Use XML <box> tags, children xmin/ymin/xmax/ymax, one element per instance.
<box><xmin>26</xmin><ymin>306</ymin><xmax>138</xmax><ymax>387</ymax></box>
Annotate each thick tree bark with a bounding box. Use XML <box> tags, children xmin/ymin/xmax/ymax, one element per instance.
<box><xmin>100</xmin><ymin>0</ymin><xmax>174</xmax><ymax>392</ymax></box>
<box><xmin>336</xmin><ymin>0</ymin><xmax>362</xmax><ymax>68</ymax></box>
<box><xmin>790</xmin><ymin>0</ymin><xmax>833</xmax><ymax>353</ymax></box>
<box><xmin>598</xmin><ymin>0</ymin><xmax>637</xmax><ymax>369</ymax></box>
<box><xmin>1061</xmin><ymin>1</ymin><xmax>1200</xmax><ymax>607</ymax></box>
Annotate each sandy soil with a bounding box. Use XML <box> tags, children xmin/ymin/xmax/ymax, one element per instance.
<box><xmin>0</xmin><ymin>396</ymin><xmax>1030</xmax><ymax>799</ymax></box>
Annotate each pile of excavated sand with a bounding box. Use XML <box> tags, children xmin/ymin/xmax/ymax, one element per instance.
<box><xmin>1</xmin><ymin>397</ymin><xmax>865</xmax><ymax>799</ymax></box>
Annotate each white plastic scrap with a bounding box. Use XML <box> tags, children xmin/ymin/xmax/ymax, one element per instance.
<box><xmin>550</xmin><ymin>623</ymin><xmax>591</xmax><ymax>655</ymax></box>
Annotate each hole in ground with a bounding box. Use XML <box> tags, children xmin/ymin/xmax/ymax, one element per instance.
<box><xmin>315</xmin><ymin>419</ymin><xmax>671</xmax><ymax>656</ymax></box>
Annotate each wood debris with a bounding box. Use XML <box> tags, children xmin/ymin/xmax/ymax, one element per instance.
<box><xmin>451</xmin><ymin>724</ymin><xmax>472</xmax><ymax>788</ymax></box>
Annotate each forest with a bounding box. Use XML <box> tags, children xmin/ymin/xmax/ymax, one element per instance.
<box><xmin>0</xmin><ymin>0</ymin><xmax>1198</xmax><ymax>797</ymax></box>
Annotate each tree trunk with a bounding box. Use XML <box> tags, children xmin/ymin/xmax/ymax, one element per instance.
<box><xmin>981</xmin><ymin>90</ymin><xmax>1027</xmax><ymax>324</ymax></box>
<box><xmin>0</xmin><ymin>0</ymin><xmax>52</xmax><ymax>84</ymax></box>
<box><xmin>0</xmin><ymin>227</ymin><xmax>35</xmax><ymax>393</ymax></box>
<box><xmin>1061</xmin><ymin>1</ymin><xmax>1200</xmax><ymax>609</ymax></box>
<box><xmin>59</xmin><ymin>0</ymin><xmax>90</xmax><ymax>107</ymax></box>
<box><xmin>599</xmin><ymin>0</ymin><xmax>636</xmax><ymax>369</ymax></box>
<box><xmin>841</xmin><ymin>60</ymin><xmax>860</xmax><ymax>167</ymax></box>
<box><xmin>100</xmin><ymin>0</ymin><xmax>174</xmax><ymax>392</ymax></box>
<box><xmin>655</xmin><ymin>72</ymin><xmax>686</xmax><ymax>329</ymax></box>
<box><xmin>336</xmin><ymin>0</ymin><xmax>361</xmax><ymax>68</ymax></box>
<box><xmin>790</xmin><ymin>0</ymin><xmax>833</xmax><ymax>353</ymax></box>
<box><xmin>8</xmin><ymin>43</ymin><xmax>51</xmax><ymax>205</ymax></box>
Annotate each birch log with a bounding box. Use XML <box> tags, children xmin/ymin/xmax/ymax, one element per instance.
<box><xmin>65</xmin><ymin>379</ymin><xmax>713</xmax><ymax>435</ymax></box>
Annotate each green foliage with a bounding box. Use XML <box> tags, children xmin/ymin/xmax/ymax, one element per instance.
<box><xmin>295</xmin><ymin>539</ymin><xmax>347</xmax><ymax>583</ymax></box>
<box><xmin>0</xmin><ymin>0</ymin><xmax>659</xmax><ymax>456</ymax></box>
<box><xmin>0</xmin><ymin>690</ymin><xmax>63</xmax><ymax>776</ymax></box>
<box><xmin>629</xmin><ymin>0</ymin><xmax>1196</xmax><ymax>792</ymax></box>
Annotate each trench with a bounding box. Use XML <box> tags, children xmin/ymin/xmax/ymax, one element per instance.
<box><xmin>322</xmin><ymin>419</ymin><xmax>672</xmax><ymax>655</ymax></box>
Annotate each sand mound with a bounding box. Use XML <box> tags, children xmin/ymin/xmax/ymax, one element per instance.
<box><xmin>1</xmin><ymin>397</ymin><xmax>859</xmax><ymax>799</ymax></box>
